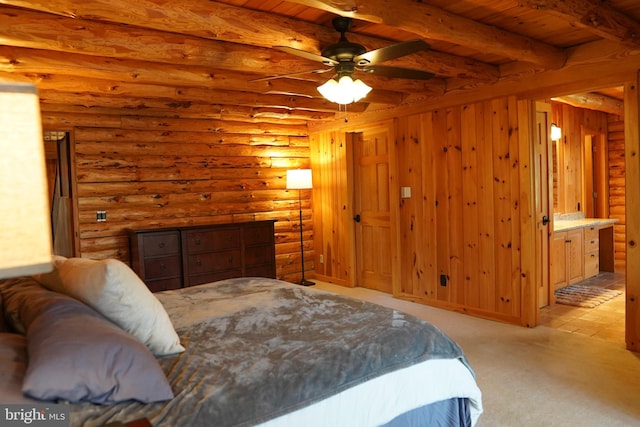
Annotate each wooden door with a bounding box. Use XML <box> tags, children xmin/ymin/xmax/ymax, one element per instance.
<box><xmin>352</xmin><ymin>123</ymin><xmax>394</xmax><ymax>293</ymax></box>
<box><xmin>535</xmin><ymin>105</ymin><xmax>553</xmax><ymax>307</ymax></box>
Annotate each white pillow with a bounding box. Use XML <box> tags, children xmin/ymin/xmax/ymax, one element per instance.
<box><xmin>47</xmin><ymin>257</ymin><xmax>184</xmax><ymax>356</ymax></box>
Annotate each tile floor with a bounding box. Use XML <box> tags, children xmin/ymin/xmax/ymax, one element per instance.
<box><xmin>539</xmin><ymin>272</ymin><xmax>626</xmax><ymax>346</ymax></box>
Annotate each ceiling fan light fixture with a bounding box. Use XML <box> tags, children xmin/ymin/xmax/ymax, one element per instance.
<box><xmin>317</xmin><ymin>75</ymin><xmax>372</xmax><ymax>104</ymax></box>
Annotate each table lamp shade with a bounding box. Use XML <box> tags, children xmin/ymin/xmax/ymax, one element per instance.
<box><xmin>0</xmin><ymin>80</ymin><xmax>53</xmax><ymax>279</ymax></box>
<box><xmin>286</xmin><ymin>169</ymin><xmax>312</xmax><ymax>190</ymax></box>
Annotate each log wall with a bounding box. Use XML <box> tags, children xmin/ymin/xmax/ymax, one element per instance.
<box><xmin>41</xmin><ymin>111</ymin><xmax>314</xmax><ymax>283</ymax></box>
<box><xmin>608</xmin><ymin>113</ymin><xmax>626</xmax><ymax>271</ymax></box>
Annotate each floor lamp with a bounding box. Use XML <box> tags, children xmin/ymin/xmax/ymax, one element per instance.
<box><xmin>286</xmin><ymin>169</ymin><xmax>314</xmax><ymax>286</ymax></box>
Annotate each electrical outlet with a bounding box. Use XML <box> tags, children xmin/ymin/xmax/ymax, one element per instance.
<box><xmin>319</xmin><ymin>254</ymin><xmax>324</xmax><ymax>264</ymax></box>
<box><xmin>96</xmin><ymin>211</ymin><xmax>107</xmax><ymax>222</ymax></box>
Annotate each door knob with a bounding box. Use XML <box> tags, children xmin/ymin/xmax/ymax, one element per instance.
<box><xmin>353</xmin><ymin>214</ymin><xmax>361</xmax><ymax>223</ymax></box>
<box><xmin>542</xmin><ymin>215</ymin><xmax>550</xmax><ymax>226</ymax></box>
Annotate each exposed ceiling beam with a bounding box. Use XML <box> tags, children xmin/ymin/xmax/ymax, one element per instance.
<box><xmin>525</xmin><ymin>0</ymin><xmax>640</xmax><ymax>46</ymax></box>
<box><xmin>285</xmin><ymin>0</ymin><xmax>567</xmax><ymax>69</ymax></box>
<box><xmin>0</xmin><ymin>47</ymin><xmax>410</xmax><ymax>105</ymax></box>
<box><xmin>26</xmin><ymin>74</ymin><xmax>371</xmax><ymax>113</ymax></box>
<box><xmin>552</xmin><ymin>92</ymin><xmax>624</xmax><ymax>116</ymax></box>
<box><xmin>0</xmin><ymin>0</ymin><xmax>499</xmax><ymax>82</ymax></box>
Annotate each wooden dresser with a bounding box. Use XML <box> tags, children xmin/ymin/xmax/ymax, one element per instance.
<box><xmin>128</xmin><ymin>220</ymin><xmax>276</xmax><ymax>292</ymax></box>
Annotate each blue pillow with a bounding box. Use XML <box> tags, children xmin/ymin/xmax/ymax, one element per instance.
<box><xmin>16</xmin><ymin>283</ymin><xmax>174</xmax><ymax>404</ymax></box>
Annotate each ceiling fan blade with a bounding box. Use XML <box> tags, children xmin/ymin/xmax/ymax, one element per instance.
<box><xmin>354</xmin><ymin>39</ymin><xmax>430</xmax><ymax>66</ymax></box>
<box><xmin>249</xmin><ymin>68</ymin><xmax>334</xmax><ymax>82</ymax></box>
<box><xmin>361</xmin><ymin>65</ymin><xmax>435</xmax><ymax>80</ymax></box>
<box><xmin>274</xmin><ymin>46</ymin><xmax>338</xmax><ymax>66</ymax></box>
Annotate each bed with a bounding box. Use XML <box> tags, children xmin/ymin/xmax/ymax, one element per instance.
<box><xmin>0</xmin><ymin>257</ymin><xmax>482</xmax><ymax>427</ymax></box>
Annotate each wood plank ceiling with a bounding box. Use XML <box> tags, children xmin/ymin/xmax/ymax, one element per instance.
<box><xmin>1</xmin><ymin>0</ymin><xmax>638</xmax><ymax>122</ymax></box>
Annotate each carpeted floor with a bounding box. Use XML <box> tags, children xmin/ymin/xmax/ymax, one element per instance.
<box><xmin>313</xmin><ymin>280</ymin><xmax>640</xmax><ymax>427</ymax></box>
<box><xmin>555</xmin><ymin>284</ymin><xmax>623</xmax><ymax>308</ymax></box>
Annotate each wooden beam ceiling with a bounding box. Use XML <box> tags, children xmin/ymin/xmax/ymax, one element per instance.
<box><xmin>525</xmin><ymin>0</ymin><xmax>640</xmax><ymax>46</ymax></box>
<box><xmin>0</xmin><ymin>0</ymin><xmax>639</xmax><ymax>121</ymax></box>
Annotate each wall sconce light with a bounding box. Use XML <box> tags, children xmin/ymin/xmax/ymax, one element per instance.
<box><xmin>550</xmin><ymin>123</ymin><xmax>562</xmax><ymax>141</ymax></box>
<box><xmin>0</xmin><ymin>77</ymin><xmax>53</xmax><ymax>279</ymax></box>
<box><xmin>286</xmin><ymin>169</ymin><xmax>314</xmax><ymax>286</ymax></box>
<box><xmin>317</xmin><ymin>75</ymin><xmax>372</xmax><ymax>104</ymax></box>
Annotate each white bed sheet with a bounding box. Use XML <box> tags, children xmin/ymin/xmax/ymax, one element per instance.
<box><xmin>258</xmin><ymin>358</ymin><xmax>483</xmax><ymax>427</ymax></box>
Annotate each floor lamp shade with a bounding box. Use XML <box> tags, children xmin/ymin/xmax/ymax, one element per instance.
<box><xmin>286</xmin><ymin>169</ymin><xmax>312</xmax><ymax>190</ymax></box>
<box><xmin>286</xmin><ymin>169</ymin><xmax>314</xmax><ymax>286</ymax></box>
<box><xmin>0</xmin><ymin>79</ymin><xmax>53</xmax><ymax>279</ymax></box>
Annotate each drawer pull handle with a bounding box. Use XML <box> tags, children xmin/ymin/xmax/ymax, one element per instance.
<box><xmin>160</xmin><ymin>263</ymin><xmax>166</xmax><ymax>270</ymax></box>
<box><xmin>228</xmin><ymin>256</ymin><xmax>233</xmax><ymax>264</ymax></box>
<box><xmin>196</xmin><ymin>259</ymin><xmax>202</xmax><ymax>266</ymax></box>
<box><xmin>195</xmin><ymin>239</ymin><xmax>201</xmax><ymax>245</ymax></box>
<box><xmin>565</xmin><ymin>239</ymin><xmax>571</xmax><ymax>243</ymax></box>
<box><xmin>159</xmin><ymin>242</ymin><xmax>165</xmax><ymax>248</ymax></box>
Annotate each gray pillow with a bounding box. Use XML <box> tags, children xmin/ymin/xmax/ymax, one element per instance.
<box><xmin>19</xmin><ymin>286</ymin><xmax>174</xmax><ymax>404</ymax></box>
<box><xmin>0</xmin><ymin>333</ymin><xmax>39</xmax><ymax>403</ymax></box>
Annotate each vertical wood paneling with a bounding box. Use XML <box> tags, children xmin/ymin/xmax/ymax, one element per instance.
<box><xmin>508</xmin><ymin>97</ymin><xmax>523</xmax><ymax>319</ymax></box>
<box><xmin>461</xmin><ymin>104</ymin><xmax>480</xmax><ymax>308</ymax></box>
<box><xmin>492</xmin><ymin>97</ymin><xmax>513</xmax><ymax>315</ymax></box>
<box><xmin>517</xmin><ymin>99</ymin><xmax>537</xmax><ymax>327</ymax></box>
<box><xmin>419</xmin><ymin>113</ymin><xmax>439</xmax><ymax>299</ymax></box>
<box><xmin>477</xmin><ymin>102</ymin><xmax>497</xmax><ymax>313</ymax></box>
<box><xmin>433</xmin><ymin>110</ymin><xmax>451</xmax><ymax>303</ymax></box>
<box><xmin>625</xmin><ymin>78</ymin><xmax>640</xmax><ymax>352</ymax></box>
<box><xmin>447</xmin><ymin>108</ymin><xmax>464</xmax><ymax>306</ymax></box>
<box><xmin>309</xmin><ymin>130</ymin><xmax>354</xmax><ymax>286</ymax></box>
<box><xmin>310</xmin><ymin>95</ymin><xmax>532</xmax><ymax>325</ymax></box>
<box><xmin>396</xmin><ymin>116</ymin><xmax>424</xmax><ymax>296</ymax></box>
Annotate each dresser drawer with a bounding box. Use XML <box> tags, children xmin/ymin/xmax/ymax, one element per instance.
<box><xmin>244</xmin><ymin>223</ymin><xmax>274</xmax><ymax>245</ymax></box>
<box><xmin>146</xmin><ymin>277</ymin><xmax>182</xmax><ymax>293</ymax></box>
<box><xmin>187</xmin><ymin>269</ymin><xmax>243</xmax><ymax>287</ymax></box>
<box><xmin>186</xmin><ymin>249</ymin><xmax>241</xmax><ymax>275</ymax></box>
<box><xmin>142</xmin><ymin>232</ymin><xmax>180</xmax><ymax>257</ymax></box>
<box><xmin>144</xmin><ymin>255</ymin><xmax>181</xmax><ymax>279</ymax></box>
<box><xmin>184</xmin><ymin>228</ymin><xmax>240</xmax><ymax>253</ymax></box>
<box><xmin>245</xmin><ymin>264</ymin><xmax>276</xmax><ymax>278</ymax></box>
<box><xmin>245</xmin><ymin>244</ymin><xmax>275</xmax><ymax>266</ymax></box>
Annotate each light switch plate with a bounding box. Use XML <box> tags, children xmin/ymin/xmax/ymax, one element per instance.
<box><xmin>400</xmin><ymin>186</ymin><xmax>412</xmax><ymax>199</ymax></box>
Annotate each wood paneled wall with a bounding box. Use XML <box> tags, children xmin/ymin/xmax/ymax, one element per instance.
<box><xmin>41</xmin><ymin>111</ymin><xmax>314</xmax><ymax>283</ymax></box>
<box><xmin>608</xmin><ymin>113</ymin><xmax>626</xmax><ymax>271</ymax></box>
<box><xmin>310</xmin><ymin>96</ymin><xmax>537</xmax><ymax>326</ymax></box>
<box><xmin>309</xmin><ymin>130</ymin><xmax>355</xmax><ymax>286</ymax></box>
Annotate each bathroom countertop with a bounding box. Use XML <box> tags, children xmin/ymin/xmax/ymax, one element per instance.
<box><xmin>553</xmin><ymin>218</ymin><xmax>619</xmax><ymax>232</ymax></box>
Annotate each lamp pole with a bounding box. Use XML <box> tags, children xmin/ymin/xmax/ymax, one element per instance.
<box><xmin>286</xmin><ymin>169</ymin><xmax>314</xmax><ymax>287</ymax></box>
<box><xmin>298</xmin><ymin>189</ymin><xmax>313</xmax><ymax>286</ymax></box>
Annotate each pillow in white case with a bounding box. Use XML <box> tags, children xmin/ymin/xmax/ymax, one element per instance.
<box><xmin>52</xmin><ymin>257</ymin><xmax>184</xmax><ymax>356</ymax></box>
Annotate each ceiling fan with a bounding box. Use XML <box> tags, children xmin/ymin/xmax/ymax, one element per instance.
<box><xmin>274</xmin><ymin>17</ymin><xmax>434</xmax><ymax>80</ymax></box>
<box><xmin>258</xmin><ymin>17</ymin><xmax>435</xmax><ymax>104</ymax></box>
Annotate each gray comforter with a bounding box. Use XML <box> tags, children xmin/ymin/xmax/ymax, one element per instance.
<box><xmin>71</xmin><ymin>278</ymin><xmax>472</xmax><ymax>426</ymax></box>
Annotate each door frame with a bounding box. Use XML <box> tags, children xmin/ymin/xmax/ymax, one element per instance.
<box><xmin>534</xmin><ymin>102</ymin><xmax>553</xmax><ymax>308</ymax></box>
